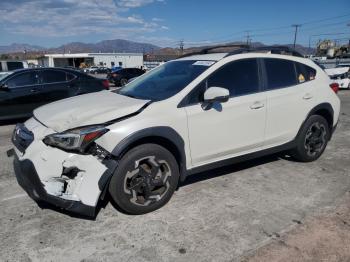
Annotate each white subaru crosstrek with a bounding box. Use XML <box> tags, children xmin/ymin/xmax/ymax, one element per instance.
<box><xmin>11</xmin><ymin>47</ymin><xmax>340</xmax><ymax>216</ymax></box>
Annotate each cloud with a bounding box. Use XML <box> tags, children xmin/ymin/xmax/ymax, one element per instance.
<box><xmin>0</xmin><ymin>0</ymin><xmax>168</xmax><ymax>40</ymax></box>
<box><xmin>116</xmin><ymin>0</ymin><xmax>164</xmax><ymax>8</ymax></box>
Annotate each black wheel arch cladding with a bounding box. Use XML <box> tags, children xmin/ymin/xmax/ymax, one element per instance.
<box><xmin>306</xmin><ymin>103</ymin><xmax>334</xmax><ymax>129</ymax></box>
<box><xmin>111</xmin><ymin>126</ymin><xmax>187</xmax><ymax>182</ymax></box>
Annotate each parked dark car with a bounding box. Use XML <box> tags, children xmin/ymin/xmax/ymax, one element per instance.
<box><xmin>96</xmin><ymin>67</ymin><xmax>111</xmax><ymax>74</ymax></box>
<box><xmin>107</xmin><ymin>68</ymin><xmax>145</xmax><ymax>86</ymax></box>
<box><xmin>0</xmin><ymin>67</ymin><xmax>109</xmax><ymax>120</ymax></box>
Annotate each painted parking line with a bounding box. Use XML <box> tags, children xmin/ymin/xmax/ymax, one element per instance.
<box><xmin>1</xmin><ymin>193</ymin><xmax>27</xmax><ymax>202</ymax></box>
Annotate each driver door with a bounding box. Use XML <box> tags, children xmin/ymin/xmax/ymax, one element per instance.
<box><xmin>184</xmin><ymin>58</ymin><xmax>267</xmax><ymax>167</ymax></box>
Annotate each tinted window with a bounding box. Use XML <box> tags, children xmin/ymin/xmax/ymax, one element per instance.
<box><xmin>264</xmin><ymin>58</ymin><xmax>297</xmax><ymax>90</ymax></box>
<box><xmin>208</xmin><ymin>59</ymin><xmax>259</xmax><ymax>96</ymax></box>
<box><xmin>6</xmin><ymin>72</ymin><xmax>39</xmax><ymax>88</ymax></box>
<box><xmin>187</xmin><ymin>59</ymin><xmax>259</xmax><ymax>104</ymax></box>
<box><xmin>42</xmin><ymin>70</ymin><xmax>67</xmax><ymax>83</ymax></box>
<box><xmin>7</xmin><ymin>62</ymin><xmax>24</xmax><ymax>71</ymax></box>
<box><xmin>295</xmin><ymin>62</ymin><xmax>316</xmax><ymax>83</ymax></box>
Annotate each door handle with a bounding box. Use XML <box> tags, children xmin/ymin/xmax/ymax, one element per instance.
<box><xmin>250</xmin><ymin>101</ymin><xmax>265</xmax><ymax>110</ymax></box>
<box><xmin>30</xmin><ymin>88</ymin><xmax>39</xmax><ymax>93</ymax></box>
<box><xmin>303</xmin><ymin>93</ymin><xmax>313</xmax><ymax>100</ymax></box>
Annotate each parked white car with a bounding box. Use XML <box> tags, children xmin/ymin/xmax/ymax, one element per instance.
<box><xmin>11</xmin><ymin>47</ymin><xmax>340</xmax><ymax>217</ymax></box>
<box><xmin>325</xmin><ymin>66</ymin><xmax>350</xmax><ymax>89</ymax></box>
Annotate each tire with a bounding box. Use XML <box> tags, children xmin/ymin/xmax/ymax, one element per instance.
<box><xmin>290</xmin><ymin>115</ymin><xmax>330</xmax><ymax>162</ymax></box>
<box><xmin>120</xmin><ymin>78</ymin><xmax>128</xmax><ymax>86</ymax></box>
<box><xmin>109</xmin><ymin>144</ymin><xmax>180</xmax><ymax>215</ymax></box>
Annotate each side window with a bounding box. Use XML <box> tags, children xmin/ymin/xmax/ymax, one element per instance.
<box><xmin>6</xmin><ymin>72</ymin><xmax>39</xmax><ymax>88</ymax></box>
<box><xmin>207</xmin><ymin>59</ymin><xmax>259</xmax><ymax>97</ymax></box>
<box><xmin>42</xmin><ymin>70</ymin><xmax>67</xmax><ymax>83</ymax></box>
<box><xmin>295</xmin><ymin>62</ymin><xmax>316</xmax><ymax>83</ymax></box>
<box><xmin>187</xmin><ymin>59</ymin><xmax>260</xmax><ymax>104</ymax></box>
<box><xmin>264</xmin><ymin>58</ymin><xmax>297</xmax><ymax>90</ymax></box>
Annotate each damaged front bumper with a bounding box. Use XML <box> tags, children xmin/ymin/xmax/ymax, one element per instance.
<box><xmin>11</xmin><ymin>120</ymin><xmax>118</xmax><ymax>217</ymax></box>
<box><xmin>13</xmin><ymin>155</ymin><xmax>96</xmax><ymax>217</ymax></box>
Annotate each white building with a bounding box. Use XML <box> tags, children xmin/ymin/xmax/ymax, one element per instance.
<box><xmin>38</xmin><ymin>53</ymin><xmax>143</xmax><ymax>69</ymax></box>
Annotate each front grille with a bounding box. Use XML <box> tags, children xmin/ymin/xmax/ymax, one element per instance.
<box><xmin>12</xmin><ymin>123</ymin><xmax>34</xmax><ymax>153</ymax></box>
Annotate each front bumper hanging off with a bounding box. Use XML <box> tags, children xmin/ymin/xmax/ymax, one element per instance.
<box><xmin>13</xmin><ymin>155</ymin><xmax>96</xmax><ymax>217</ymax></box>
<box><xmin>10</xmin><ymin>122</ymin><xmax>118</xmax><ymax>218</ymax></box>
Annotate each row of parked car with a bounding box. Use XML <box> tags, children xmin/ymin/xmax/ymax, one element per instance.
<box><xmin>0</xmin><ymin>64</ymin><xmax>147</xmax><ymax>121</ymax></box>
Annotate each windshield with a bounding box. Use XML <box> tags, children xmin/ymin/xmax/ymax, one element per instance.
<box><xmin>0</xmin><ymin>72</ymin><xmax>13</xmax><ymax>81</ymax></box>
<box><xmin>116</xmin><ymin>60</ymin><xmax>213</xmax><ymax>101</ymax></box>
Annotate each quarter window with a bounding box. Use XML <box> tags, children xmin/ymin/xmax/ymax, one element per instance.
<box><xmin>264</xmin><ymin>58</ymin><xmax>297</xmax><ymax>90</ymax></box>
<box><xmin>295</xmin><ymin>62</ymin><xmax>316</xmax><ymax>83</ymax></box>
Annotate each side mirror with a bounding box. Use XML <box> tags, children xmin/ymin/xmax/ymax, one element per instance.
<box><xmin>203</xmin><ymin>86</ymin><xmax>229</xmax><ymax>103</ymax></box>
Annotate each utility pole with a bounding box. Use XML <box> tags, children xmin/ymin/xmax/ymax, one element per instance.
<box><xmin>179</xmin><ymin>39</ymin><xmax>184</xmax><ymax>55</ymax></box>
<box><xmin>245</xmin><ymin>31</ymin><xmax>251</xmax><ymax>46</ymax></box>
<box><xmin>292</xmin><ymin>24</ymin><xmax>301</xmax><ymax>49</ymax></box>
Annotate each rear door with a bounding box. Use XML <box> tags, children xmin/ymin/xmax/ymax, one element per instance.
<box><xmin>0</xmin><ymin>70</ymin><xmax>42</xmax><ymax>119</ymax></box>
<box><xmin>263</xmin><ymin>58</ymin><xmax>317</xmax><ymax>147</ymax></box>
<box><xmin>40</xmin><ymin>69</ymin><xmax>79</xmax><ymax>104</ymax></box>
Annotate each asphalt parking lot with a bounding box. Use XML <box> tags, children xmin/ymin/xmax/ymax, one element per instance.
<box><xmin>0</xmin><ymin>92</ymin><xmax>350</xmax><ymax>262</ymax></box>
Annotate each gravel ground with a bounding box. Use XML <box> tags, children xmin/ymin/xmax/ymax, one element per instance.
<box><xmin>0</xmin><ymin>91</ymin><xmax>349</xmax><ymax>262</ymax></box>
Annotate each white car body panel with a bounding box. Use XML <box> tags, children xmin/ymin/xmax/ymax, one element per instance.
<box><xmin>185</xmin><ymin>92</ymin><xmax>266</xmax><ymax>166</ymax></box>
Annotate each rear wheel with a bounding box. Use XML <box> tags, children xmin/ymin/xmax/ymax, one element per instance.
<box><xmin>109</xmin><ymin>144</ymin><xmax>179</xmax><ymax>214</ymax></box>
<box><xmin>290</xmin><ymin>115</ymin><xmax>330</xmax><ymax>162</ymax></box>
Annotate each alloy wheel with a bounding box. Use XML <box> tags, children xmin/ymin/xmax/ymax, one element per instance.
<box><xmin>123</xmin><ymin>156</ymin><xmax>172</xmax><ymax>206</ymax></box>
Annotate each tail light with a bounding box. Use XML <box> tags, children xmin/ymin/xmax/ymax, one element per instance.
<box><xmin>112</xmin><ymin>73</ymin><xmax>118</xmax><ymax>77</ymax></box>
<box><xmin>102</xmin><ymin>79</ymin><xmax>109</xmax><ymax>90</ymax></box>
<box><xmin>330</xmin><ymin>83</ymin><xmax>339</xmax><ymax>94</ymax></box>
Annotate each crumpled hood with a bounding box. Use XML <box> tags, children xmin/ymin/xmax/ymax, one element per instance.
<box><xmin>34</xmin><ymin>91</ymin><xmax>149</xmax><ymax>132</ymax></box>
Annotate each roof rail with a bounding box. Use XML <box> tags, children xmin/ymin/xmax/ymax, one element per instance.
<box><xmin>224</xmin><ymin>45</ymin><xmax>303</xmax><ymax>57</ymax></box>
<box><xmin>178</xmin><ymin>44</ymin><xmax>249</xmax><ymax>58</ymax></box>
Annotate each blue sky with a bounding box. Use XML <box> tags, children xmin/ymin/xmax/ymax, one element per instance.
<box><xmin>0</xmin><ymin>0</ymin><xmax>349</xmax><ymax>48</ymax></box>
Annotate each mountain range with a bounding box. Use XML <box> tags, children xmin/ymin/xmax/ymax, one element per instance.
<box><xmin>0</xmin><ymin>39</ymin><xmax>314</xmax><ymax>56</ymax></box>
<box><xmin>0</xmin><ymin>39</ymin><xmax>160</xmax><ymax>54</ymax></box>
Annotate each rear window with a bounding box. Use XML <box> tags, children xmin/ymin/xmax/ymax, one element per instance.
<box><xmin>295</xmin><ymin>62</ymin><xmax>316</xmax><ymax>83</ymax></box>
<box><xmin>264</xmin><ymin>58</ymin><xmax>297</xmax><ymax>90</ymax></box>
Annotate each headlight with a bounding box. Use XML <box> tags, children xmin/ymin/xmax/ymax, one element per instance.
<box><xmin>43</xmin><ymin>125</ymin><xmax>108</xmax><ymax>152</ymax></box>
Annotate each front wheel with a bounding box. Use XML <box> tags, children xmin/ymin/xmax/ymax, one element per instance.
<box><xmin>109</xmin><ymin>144</ymin><xmax>179</xmax><ymax>214</ymax></box>
<box><xmin>290</xmin><ymin>115</ymin><xmax>330</xmax><ymax>162</ymax></box>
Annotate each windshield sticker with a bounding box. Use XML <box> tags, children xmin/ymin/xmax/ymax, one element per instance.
<box><xmin>193</xmin><ymin>61</ymin><xmax>215</xmax><ymax>66</ymax></box>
